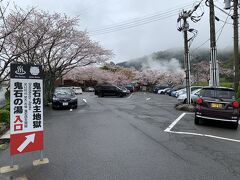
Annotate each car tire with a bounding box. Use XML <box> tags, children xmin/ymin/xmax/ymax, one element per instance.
<box><xmin>73</xmin><ymin>104</ymin><xmax>78</xmax><ymax>109</ymax></box>
<box><xmin>98</xmin><ymin>92</ymin><xmax>104</xmax><ymax>97</ymax></box>
<box><xmin>232</xmin><ymin>122</ymin><xmax>238</xmax><ymax>129</ymax></box>
<box><xmin>183</xmin><ymin>99</ymin><xmax>193</xmax><ymax>104</ymax></box>
<box><xmin>194</xmin><ymin>116</ymin><xmax>200</xmax><ymax>125</ymax></box>
<box><xmin>118</xmin><ymin>93</ymin><xmax>124</xmax><ymax>98</ymax></box>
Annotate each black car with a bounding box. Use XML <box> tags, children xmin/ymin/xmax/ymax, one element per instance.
<box><xmin>125</xmin><ymin>85</ymin><xmax>135</xmax><ymax>93</ymax></box>
<box><xmin>95</xmin><ymin>85</ymin><xmax>128</xmax><ymax>97</ymax></box>
<box><xmin>52</xmin><ymin>87</ymin><xmax>78</xmax><ymax>109</ymax></box>
<box><xmin>195</xmin><ymin>87</ymin><xmax>239</xmax><ymax>129</ymax></box>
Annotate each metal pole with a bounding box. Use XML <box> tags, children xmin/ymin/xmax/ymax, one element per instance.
<box><xmin>233</xmin><ymin>0</ymin><xmax>239</xmax><ymax>92</ymax></box>
<box><xmin>183</xmin><ymin>13</ymin><xmax>191</xmax><ymax>104</ymax></box>
<box><xmin>209</xmin><ymin>0</ymin><xmax>219</xmax><ymax>87</ymax></box>
<box><xmin>10</xmin><ymin>156</ymin><xmax>14</xmax><ymax>168</ymax></box>
<box><xmin>40</xmin><ymin>150</ymin><xmax>44</xmax><ymax>161</ymax></box>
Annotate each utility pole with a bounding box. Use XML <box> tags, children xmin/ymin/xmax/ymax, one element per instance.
<box><xmin>177</xmin><ymin>2</ymin><xmax>204</xmax><ymax>104</ymax></box>
<box><xmin>208</xmin><ymin>0</ymin><xmax>219</xmax><ymax>87</ymax></box>
<box><xmin>182</xmin><ymin>12</ymin><xmax>191</xmax><ymax>104</ymax></box>
<box><xmin>233</xmin><ymin>0</ymin><xmax>239</xmax><ymax>93</ymax></box>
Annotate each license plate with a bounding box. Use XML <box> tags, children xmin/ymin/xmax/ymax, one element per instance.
<box><xmin>63</xmin><ymin>102</ymin><xmax>68</xmax><ymax>106</ymax></box>
<box><xmin>211</xmin><ymin>103</ymin><xmax>222</xmax><ymax>108</ymax></box>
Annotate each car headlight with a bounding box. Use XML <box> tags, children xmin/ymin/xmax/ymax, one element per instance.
<box><xmin>53</xmin><ymin>97</ymin><xmax>59</xmax><ymax>101</ymax></box>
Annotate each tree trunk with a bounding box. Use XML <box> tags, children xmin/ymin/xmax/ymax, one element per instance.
<box><xmin>43</xmin><ymin>72</ymin><xmax>56</xmax><ymax>106</ymax></box>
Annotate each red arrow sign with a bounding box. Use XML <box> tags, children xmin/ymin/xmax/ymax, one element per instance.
<box><xmin>10</xmin><ymin>131</ymin><xmax>43</xmax><ymax>155</ymax></box>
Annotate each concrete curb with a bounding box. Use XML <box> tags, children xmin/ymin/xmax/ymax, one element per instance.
<box><xmin>175</xmin><ymin>103</ymin><xmax>196</xmax><ymax>112</ymax></box>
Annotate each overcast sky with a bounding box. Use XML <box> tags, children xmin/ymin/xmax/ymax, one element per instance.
<box><xmin>11</xmin><ymin>0</ymin><xmax>233</xmax><ymax>63</ymax></box>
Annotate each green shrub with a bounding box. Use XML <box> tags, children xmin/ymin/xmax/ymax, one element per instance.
<box><xmin>192</xmin><ymin>82</ymin><xmax>208</xmax><ymax>86</ymax></box>
<box><xmin>0</xmin><ymin>109</ymin><xmax>10</xmax><ymax>123</ymax></box>
<box><xmin>220</xmin><ymin>82</ymin><xmax>233</xmax><ymax>88</ymax></box>
<box><xmin>5</xmin><ymin>90</ymin><xmax>10</xmax><ymax>100</ymax></box>
<box><xmin>4</xmin><ymin>104</ymin><xmax>10</xmax><ymax>111</ymax></box>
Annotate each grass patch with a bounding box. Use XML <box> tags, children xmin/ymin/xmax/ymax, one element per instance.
<box><xmin>220</xmin><ymin>82</ymin><xmax>233</xmax><ymax>88</ymax></box>
<box><xmin>192</xmin><ymin>82</ymin><xmax>208</xmax><ymax>86</ymax></box>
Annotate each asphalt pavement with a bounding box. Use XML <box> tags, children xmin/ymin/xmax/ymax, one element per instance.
<box><xmin>1</xmin><ymin>92</ymin><xmax>240</xmax><ymax>180</ymax></box>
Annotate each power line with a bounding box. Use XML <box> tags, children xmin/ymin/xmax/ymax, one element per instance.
<box><xmin>88</xmin><ymin>2</ymin><xmax>199</xmax><ymax>36</ymax></box>
<box><xmin>192</xmin><ymin>9</ymin><xmax>232</xmax><ymax>52</ymax></box>
<box><xmin>214</xmin><ymin>3</ymin><xmax>231</xmax><ymax>16</ymax></box>
<box><xmin>90</xmin><ymin>13</ymin><xmax>179</xmax><ymax>35</ymax></box>
<box><xmin>216</xmin><ymin>9</ymin><xmax>232</xmax><ymax>42</ymax></box>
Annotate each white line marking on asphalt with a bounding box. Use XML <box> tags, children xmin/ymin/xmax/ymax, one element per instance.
<box><xmin>165</xmin><ymin>113</ymin><xmax>240</xmax><ymax>143</ymax></box>
<box><xmin>167</xmin><ymin>130</ymin><xmax>240</xmax><ymax>143</ymax></box>
<box><xmin>146</xmin><ymin>98</ymin><xmax>151</xmax><ymax>101</ymax></box>
<box><xmin>127</xmin><ymin>93</ymin><xmax>134</xmax><ymax>99</ymax></box>
<box><xmin>164</xmin><ymin>113</ymin><xmax>186</xmax><ymax>132</ymax></box>
<box><xmin>83</xmin><ymin>99</ymin><xmax>87</xmax><ymax>103</ymax></box>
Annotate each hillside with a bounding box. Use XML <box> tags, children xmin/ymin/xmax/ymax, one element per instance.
<box><xmin>117</xmin><ymin>48</ymin><xmax>233</xmax><ymax>71</ymax></box>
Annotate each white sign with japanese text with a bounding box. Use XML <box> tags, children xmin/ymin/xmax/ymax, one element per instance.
<box><xmin>10</xmin><ymin>64</ymin><xmax>44</xmax><ymax>155</ymax></box>
<box><xmin>10</xmin><ymin>79</ymin><xmax>43</xmax><ymax>134</ymax></box>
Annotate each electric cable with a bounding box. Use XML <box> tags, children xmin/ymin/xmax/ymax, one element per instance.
<box><xmin>90</xmin><ymin>12</ymin><xmax>179</xmax><ymax>35</ymax></box>
<box><xmin>216</xmin><ymin>9</ymin><xmax>232</xmax><ymax>42</ymax></box>
<box><xmin>89</xmin><ymin>2</ymin><xmax>199</xmax><ymax>36</ymax></box>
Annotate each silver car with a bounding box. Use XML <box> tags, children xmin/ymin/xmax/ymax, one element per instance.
<box><xmin>177</xmin><ymin>88</ymin><xmax>202</xmax><ymax>104</ymax></box>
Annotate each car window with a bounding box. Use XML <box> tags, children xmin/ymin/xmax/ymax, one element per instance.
<box><xmin>110</xmin><ymin>86</ymin><xmax>117</xmax><ymax>90</ymax></box>
<box><xmin>55</xmin><ymin>89</ymin><xmax>74</xmax><ymax>96</ymax></box>
<box><xmin>200</xmin><ymin>89</ymin><xmax>235</xmax><ymax>99</ymax></box>
<box><xmin>194</xmin><ymin>90</ymin><xmax>200</xmax><ymax>95</ymax></box>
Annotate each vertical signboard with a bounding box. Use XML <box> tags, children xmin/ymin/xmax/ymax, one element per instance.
<box><xmin>10</xmin><ymin>64</ymin><xmax>43</xmax><ymax>156</ymax></box>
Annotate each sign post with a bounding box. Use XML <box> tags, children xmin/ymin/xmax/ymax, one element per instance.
<box><xmin>0</xmin><ymin>63</ymin><xmax>48</xmax><ymax>174</ymax></box>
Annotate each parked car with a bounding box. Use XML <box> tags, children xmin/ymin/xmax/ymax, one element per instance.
<box><xmin>174</xmin><ymin>88</ymin><xmax>186</xmax><ymax>98</ymax></box>
<box><xmin>72</xmin><ymin>86</ymin><xmax>83</xmax><ymax>94</ymax></box>
<box><xmin>125</xmin><ymin>84</ymin><xmax>135</xmax><ymax>93</ymax></box>
<box><xmin>195</xmin><ymin>87</ymin><xmax>239</xmax><ymax>129</ymax></box>
<box><xmin>177</xmin><ymin>88</ymin><xmax>202</xmax><ymax>104</ymax></box>
<box><xmin>119</xmin><ymin>86</ymin><xmax>131</xmax><ymax>94</ymax></box>
<box><xmin>174</xmin><ymin>86</ymin><xmax>202</xmax><ymax>98</ymax></box>
<box><xmin>95</xmin><ymin>84</ymin><xmax>128</xmax><ymax>97</ymax></box>
<box><xmin>85</xmin><ymin>87</ymin><xmax>95</xmax><ymax>92</ymax></box>
<box><xmin>153</xmin><ymin>85</ymin><xmax>169</xmax><ymax>93</ymax></box>
<box><xmin>165</xmin><ymin>88</ymin><xmax>173</xmax><ymax>95</ymax></box>
<box><xmin>157</xmin><ymin>87</ymin><xmax>171</xmax><ymax>94</ymax></box>
<box><xmin>52</xmin><ymin>87</ymin><xmax>78</xmax><ymax>109</ymax></box>
<box><xmin>168</xmin><ymin>85</ymin><xmax>185</xmax><ymax>96</ymax></box>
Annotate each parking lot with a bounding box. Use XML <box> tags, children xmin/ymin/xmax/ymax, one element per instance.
<box><xmin>1</xmin><ymin>92</ymin><xmax>240</xmax><ymax>180</ymax></box>
<box><xmin>165</xmin><ymin>113</ymin><xmax>240</xmax><ymax>142</ymax></box>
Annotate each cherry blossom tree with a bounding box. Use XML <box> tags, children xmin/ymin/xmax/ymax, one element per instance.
<box><xmin>64</xmin><ymin>63</ymin><xmax>186</xmax><ymax>89</ymax></box>
<box><xmin>0</xmin><ymin>2</ymin><xmax>34</xmax><ymax>84</ymax></box>
<box><xmin>4</xmin><ymin>9</ymin><xmax>113</xmax><ymax>101</ymax></box>
<box><xmin>192</xmin><ymin>61</ymin><xmax>234</xmax><ymax>84</ymax></box>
